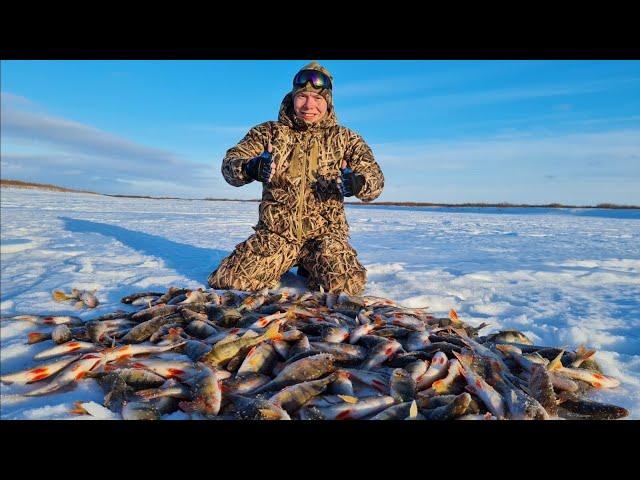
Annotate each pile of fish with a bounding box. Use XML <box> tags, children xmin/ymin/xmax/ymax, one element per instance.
<box><xmin>1</xmin><ymin>287</ymin><xmax>630</xmax><ymax>420</ymax></box>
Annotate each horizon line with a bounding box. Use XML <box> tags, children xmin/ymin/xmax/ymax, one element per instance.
<box><xmin>2</xmin><ymin>179</ymin><xmax>639</xmax><ymax>210</ymax></box>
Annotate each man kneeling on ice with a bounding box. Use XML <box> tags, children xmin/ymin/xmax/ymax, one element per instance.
<box><xmin>208</xmin><ymin>62</ymin><xmax>384</xmax><ymax>295</ymax></box>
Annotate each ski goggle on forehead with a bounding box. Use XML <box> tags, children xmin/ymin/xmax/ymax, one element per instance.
<box><xmin>293</xmin><ymin>69</ymin><xmax>332</xmax><ymax>90</ymax></box>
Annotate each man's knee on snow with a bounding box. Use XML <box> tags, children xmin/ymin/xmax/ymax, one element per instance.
<box><xmin>314</xmin><ymin>265</ymin><xmax>366</xmax><ymax>296</ymax></box>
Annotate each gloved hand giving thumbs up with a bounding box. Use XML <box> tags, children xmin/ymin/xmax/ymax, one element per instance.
<box><xmin>244</xmin><ymin>143</ymin><xmax>275</xmax><ymax>183</ymax></box>
<box><xmin>338</xmin><ymin>160</ymin><xmax>365</xmax><ymax>198</ymax></box>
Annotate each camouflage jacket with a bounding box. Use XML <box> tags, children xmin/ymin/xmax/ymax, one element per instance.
<box><xmin>221</xmin><ymin>92</ymin><xmax>384</xmax><ymax>244</ymax></box>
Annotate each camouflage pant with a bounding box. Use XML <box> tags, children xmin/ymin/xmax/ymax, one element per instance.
<box><xmin>207</xmin><ymin>229</ymin><xmax>366</xmax><ymax>295</ymax></box>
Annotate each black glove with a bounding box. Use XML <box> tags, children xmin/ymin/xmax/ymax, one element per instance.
<box><xmin>339</xmin><ymin>167</ymin><xmax>365</xmax><ymax>197</ymax></box>
<box><xmin>244</xmin><ymin>151</ymin><xmax>273</xmax><ymax>183</ymax></box>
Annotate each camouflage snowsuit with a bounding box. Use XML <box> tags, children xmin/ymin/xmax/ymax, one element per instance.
<box><xmin>208</xmin><ymin>70</ymin><xmax>384</xmax><ymax>295</ymax></box>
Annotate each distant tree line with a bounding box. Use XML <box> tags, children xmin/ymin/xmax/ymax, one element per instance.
<box><xmin>2</xmin><ymin>179</ymin><xmax>638</xmax><ymax>209</ymax></box>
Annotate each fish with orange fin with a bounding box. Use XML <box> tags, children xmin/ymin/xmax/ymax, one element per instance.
<box><xmin>449</xmin><ymin>309</ymin><xmax>463</xmax><ymax>327</ymax></box>
<box><xmin>136</xmin><ymin>378</ymin><xmax>192</xmax><ymax>401</ymax></box>
<box><xmin>2</xmin><ymin>314</ymin><xmax>83</xmax><ymax>326</ymax></box>
<box><xmin>203</xmin><ymin>322</ymin><xmax>282</xmax><ymax>366</ymax></box>
<box><xmin>571</xmin><ymin>345</ymin><xmax>597</xmax><ymax>368</ymax></box>
<box><xmin>33</xmin><ymin>341</ymin><xmax>98</xmax><ymax>360</ymax></box>
<box><xmin>423</xmin><ymin>358</ymin><xmax>463</xmax><ymax>396</ymax></box>
<box><xmin>248</xmin><ymin>310</ymin><xmax>293</xmax><ymax>330</ymax></box>
<box><xmin>25</xmin><ymin>352</ymin><xmax>106</xmax><ymax>396</ymax></box>
<box><xmin>250</xmin><ymin>353</ymin><xmax>336</xmax><ymax>394</ymax></box>
<box><xmin>309</xmin><ymin>395</ymin><xmax>395</xmax><ymax>420</ymax></box>
<box><xmin>415</xmin><ymin>351</ymin><xmax>449</xmax><ymax>390</ymax></box>
<box><xmin>237</xmin><ymin>288</ymin><xmax>269</xmax><ymax>312</ymax></box>
<box><xmin>127</xmin><ymin>359</ymin><xmax>200</xmax><ymax>381</ymax></box>
<box><xmin>453</xmin><ymin>350</ymin><xmax>506</xmax><ymax>419</ymax></box>
<box><xmin>179</xmin><ymin>364</ymin><xmax>223</xmax><ymax>417</ymax></box>
<box><xmin>1</xmin><ymin>355</ymin><xmax>81</xmax><ymax>384</ymax></box>
<box><xmin>547</xmin><ymin>350</ymin><xmax>620</xmax><ymax>388</ymax></box>
<box><xmin>268</xmin><ymin>373</ymin><xmax>338</xmax><ymax>414</ymax></box>
<box><xmin>348</xmin><ymin>316</ymin><xmax>385</xmax><ymax>344</ymax></box>
<box><xmin>103</xmin><ymin>339</ymin><xmax>185</xmax><ymax>363</ymax></box>
<box><xmin>360</xmin><ymin>339</ymin><xmax>402</xmax><ymax>370</ymax></box>
<box><xmin>70</xmin><ymin>401</ymin><xmax>90</xmax><ymax>415</ymax></box>
<box><xmin>52</xmin><ymin>288</ymin><xmax>99</xmax><ymax>309</ymax></box>
<box><xmin>27</xmin><ymin>332</ymin><xmax>52</xmax><ymax>344</ymax></box>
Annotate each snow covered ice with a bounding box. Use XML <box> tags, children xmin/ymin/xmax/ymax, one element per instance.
<box><xmin>1</xmin><ymin>187</ymin><xmax>639</xmax><ymax>419</ymax></box>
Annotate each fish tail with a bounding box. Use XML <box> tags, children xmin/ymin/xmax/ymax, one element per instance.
<box><xmin>52</xmin><ymin>290</ymin><xmax>70</xmax><ymax>302</ymax></box>
<box><xmin>548</xmin><ymin>350</ymin><xmax>565</xmax><ymax>371</ymax></box>
<box><xmin>337</xmin><ymin>395</ymin><xmax>359</xmax><ymax>404</ymax></box>
<box><xmin>409</xmin><ymin>400</ymin><xmax>418</xmax><ymax>418</ymax></box>
<box><xmin>432</xmin><ymin>380</ymin><xmax>445</xmax><ymax>393</ymax></box>
<box><xmin>264</xmin><ymin>322</ymin><xmax>281</xmax><ymax>340</ymax></box>
<box><xmin>574</xmin><ymin>345</ymin><xmax>596</xmax><ymax>366</ymax></box>
<box><xmin>27</xmin><ymin>332</ymin><xmax>50</xmax><ymax>344</ymax></box>
<box><xmin>70</xmin><ymin>401</ymin><xmax>89</xmax><ymax>415</ymax></box>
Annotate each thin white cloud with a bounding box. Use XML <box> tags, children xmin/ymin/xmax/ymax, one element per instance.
<box><xmin>368</xmin><ymin>128</ymin><xmax>640</xmax><ymax>204</ymax></box>
<box><xmin>0</xmin><ymin>94</ymin><xmax>223</xmax><ymax>196</ymax></box>
<box><xmin>0</xmin><ymin>92</ymin><xmax>33</xmax><ymax>107</ymax></box>
<box><xmin>341</xmin><ymin>77</ymin><xmax>640</xmax><ymax>122</ymax></box>
<box><xmin>372</xmin><ymin>128</ymin><xmax>640</xmax><ymax>178</ymax></box>
<box><xmin>2</xmin><ymin>108</ymin><xmax>187</xmax><ymax>167</ymax></box>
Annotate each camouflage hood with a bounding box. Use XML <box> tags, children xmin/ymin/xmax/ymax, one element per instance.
<box><xmin>278</xmin><ymin>61</ymin><xmax>338</xmax><ymax>131</ymax></box>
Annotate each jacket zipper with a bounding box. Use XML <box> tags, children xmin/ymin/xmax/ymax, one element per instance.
<box><xmin>296</xmin><ymin>136</ymin><xmax>309</xmax><ymax>243</ymax></box>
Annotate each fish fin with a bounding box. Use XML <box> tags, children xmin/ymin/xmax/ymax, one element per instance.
<box><xmin>548</xmin><ymin>350</ymin><xmax>565</xmax><ymax>371</ymax></box>
<box><xmin>166</xmin><ymin>328</ymin><xmax>184</xmax><ymax>342</ymax></box>
<box><xmin>27</xmin><ymin>332</ymin><xmax>49</xmax><ymax>344</ymax></box>
<box><xmin>259</xmin><ymin>409</ymin><xmax>282</xmax><ymax>420</ymax></box>
<box><xmin>264</xmin><ymin>322</ymin><xmax>280</xmax><ymax>340</ymax></box>
<box><xmin>474</xmin><ymin>322</ymin><xmax>490</xmax><ymax>333</ymax></box>
<box><xmin>338</xmin><ymin>395</ymin><xmax>359</xmax><ymax>404</ymax></box>
<box><xmin>70</xmin><ymin>401</ymin><xmax>89</xmax><ymax>415</ymax></box>
<box><xmin>409</xmin><ymin>400</ymin><xmax>418</xmax><ymax>418</ymax></box>
<box><xmin>74</xmin><ymin>301</ymin><xmax>85</xmax><ymax>309</ymax></box>
<box><xmin>52</xmin><ymin>290</ymin><xmax>70</xmax><ymax>302</ymax></box>
<box><xmin>449</xmin><ymin>309</ymin><xmax>460</xmax><ymax>324</ymax></box>
<box><xmin>575</xmin><ymin>345</ymin><xmax>597</xmax><ymax>364</ymax></box>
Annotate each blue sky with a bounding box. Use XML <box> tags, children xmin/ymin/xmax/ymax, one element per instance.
<box><xmin>1</xmin><ymin>60</ymin><xmax>639</xmax><ymax>204</ymax></box>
